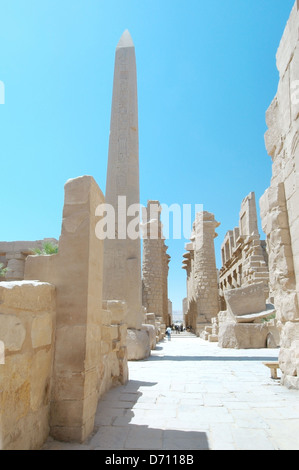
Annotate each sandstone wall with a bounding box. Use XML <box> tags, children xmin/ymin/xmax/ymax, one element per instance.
<box><xmin>1</xmin><ymin>173</ymin><xmax>130</xmax><ymax>448</ymax></box>
<box><xmin>142</xmin><ymin>201</ymin><xmax>171</xmax><ymax>327</ymax></box>
<box><xmin>0</xmin><ymin>239</ymin><xmax>58</xmax><ymax>281</ymax></box>
<box><xmin>260</xmin><ymin>1</ymin><xmax>299</xmax><ymax>389</ymax></box>
<box><xmin>183</xmin><ymin>211</ymin><xmax>220</xmax><ymax>335</ymax></box>
<box><xmin>0</xmin><ymin>281</ymin><xmax>56</xmax><ymax>450</ymax></box>
<box><xmin>101</xmin><ymin>300</ymin><xmax>129</xmax><ymax>395</ymax></box>
<box><xmin>18</xmin><ymin>175</ymin><xmax>129</xmax><ymax>445</ymax></box>
<box><xmin>219</xmin><ymin>192</ymin><xmax>269</xmax><ymax>308</ymax></box>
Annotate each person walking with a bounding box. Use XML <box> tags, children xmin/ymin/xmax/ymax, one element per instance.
<box><xmin>166</xmin><ymin>326</ymin><xmax>172</xmax><ymax>341</ymax></box>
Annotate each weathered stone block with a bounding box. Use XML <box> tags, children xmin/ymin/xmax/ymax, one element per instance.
<box><xmin>31</xmin><ymin>312</ymin><xmax>53</xmax><ymax>348</ymax></box>
<box><xmin>0</xmin><ymin>280</ymin><xmax>55</xmax><ymax>312</ymax></box>
<box><xmin>126</xmin><ymin>328</ymin><xmax>150</xmax><ymax>361</ymax></box>
<box><xmin>101</xmin><ymin>308</ymin><xmax>112</xmax><ymax>326</ymax></box>
<box><xmin>218</xmin><ymin>323</ymin><xmax>270</xmax><ymax>349</ymax></box>
<box><xmin>0</xmin><ymin>313</ymin><xmax>26</xmax><ymax>351</ymax></box>
<box><xmin>142</xmin><ymin>323</ymin><xmax>156</xmax><ymax>350</ymax></box>
<box><xmin>106</xmin><ymin>300</ymin><xmax>127</xmax><ymax>325</ymax></box>
<box><xmin>30</xmin><ymin>349</ymin><xmax>52</xmax><ymax>412</ymax></box>
<box><xmin>224</xmin><ymin>283</ymin><xmax>266</xmax><ymax>316</ymax></box>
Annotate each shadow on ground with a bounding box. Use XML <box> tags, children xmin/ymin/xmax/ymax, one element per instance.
<box><xmin>83</xmin><ymin>379</ymin><xmax>210</xmax><ymax>451</ymax></box>
<box><xmin>144</xmin><ymin>355</ymin><xmax>278</xmax><ymax>362</ymax></box>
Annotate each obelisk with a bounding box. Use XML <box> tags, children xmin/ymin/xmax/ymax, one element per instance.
<box><xmin>103</xmin><ymin>30</ymin><xmax>143</xmax><ymax>332</ymax></box>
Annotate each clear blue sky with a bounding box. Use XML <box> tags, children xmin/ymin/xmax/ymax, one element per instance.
<box><xmin>0</xmin><ymin>0</ymin><xmax>295</xmax><ymax>313</ymax></box>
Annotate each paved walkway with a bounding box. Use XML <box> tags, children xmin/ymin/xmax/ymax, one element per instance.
<box><xmin>43</xmin><ymin>333</ymin><xmax>299</xmax><ymax>451</ymax></box>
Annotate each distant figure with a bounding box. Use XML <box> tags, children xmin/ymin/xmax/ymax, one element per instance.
<box><xmin>166</xmin><ymin>326</ymin><xmax>172</xmax><ymax>341</ymax></box>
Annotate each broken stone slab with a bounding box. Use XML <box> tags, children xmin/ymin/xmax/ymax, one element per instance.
<box><xmin>235</xmin><ymin>305</ymin><xmax>276</xmax><ymax>323</ymax></box>
<box><xmin>224</xmin><ymin>282</ymin><xmax>266</xmax><ymax>317</ymax></box>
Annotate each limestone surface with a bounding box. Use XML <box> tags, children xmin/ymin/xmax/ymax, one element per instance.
<box><xmin>259</xmin><ymin>1</ymin><xmax>299</xmax><ymax>389</ymax></box>
<box><xmin>0</xmin><ymin>280</ymin><xmax>55</xmax><ymax>450</ymax></box>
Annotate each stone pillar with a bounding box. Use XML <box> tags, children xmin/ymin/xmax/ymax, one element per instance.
<box><xmin>182</xmin><ymin>241</ymin><xmax>194</xmax><ymax>329</ymax></box>
<box><xmin>239</xmin><ymin>192</ymin><xmax>259</xmax><ymax>236</ymax></box>
<box><xmin>239</xmin><ymin>192</ymin><xmax>269</xmax><ymax>295</ymax></box>
<box><xmin>163</xmin><ymin>245</ymin><xmax>171</xmax><ymax>325</ymax></box>
<box><xmin>168</xmin><ymin>299</ymin><xmax>173</xmax><ymax>326</ymax></box>
<box><xmin>142</xmin><ymin>201</ymin><xmax>170</xmax><ymax>326</ymax></box>
<box><xmin>183</xmin><ymin>212</ymin><xmax>220</xmax><ymax>335</ymax></box>
<box><xmin>103</xmin><ymin>30</ymin><xmax>142</xmax><ymax>331</ymax></box>
<box><xmin>25</xmin><ymin>176</ymin><xmax>105</xmax><ymax>442</ymax></box>
<box><xmin>193</xmin><ymin>212</ymin><xmax>220</xmax><ymax>332</ymax></box>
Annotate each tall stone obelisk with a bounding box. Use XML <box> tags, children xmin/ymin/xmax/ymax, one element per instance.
<box><xmin>103</xmin><ymin>30</ymin><xmax>143</xmax><ymax>334</ymax></box>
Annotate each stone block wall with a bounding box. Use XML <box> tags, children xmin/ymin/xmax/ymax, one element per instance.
<box><xmin>0</xmin><ymin>239</ymin><xmax>58</xmax><ymax>281</ymax></box>
<box><xmin>219</xmin><ymin>192</ymin><xmax>269</xmax><ymax>308</ymax></box>
<box><xmin>101</xmin><ymin>300</ymin><xmax>129</xmax><ymax>395</ymax></box>
<box><xmin>0</xmin><ymin>176</ymin><xmax>129</xmax><ymax>449</ymax></box>
<box><xmin>0</xmin><ymin>281</ymin><xmax>56</xmax><ymax>450</ymax></box>
<box><xmin>24</xmin><ymin>175</ymin><xmax>129</xmax><ymax>442</ymax></box>
<box><xmin>260</xmin><ymin>1</ymin><xmax>299</xmax><ymax>389</ymax></box>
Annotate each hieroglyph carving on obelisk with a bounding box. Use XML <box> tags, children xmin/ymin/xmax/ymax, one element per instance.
<box><xmin>103</xmin><ymin>30</ymin><xmax>142</xmax><ymax>330</ymax></box>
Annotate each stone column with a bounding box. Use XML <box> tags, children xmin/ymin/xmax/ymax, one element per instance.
<box><xmin>142</xmin><ymin>201</ymin><xmax>170</xmax><ymax>326</ymax></box>
<box><xmin>183</xmin><ymin>213</ymin><xmax>220</xmax><ymax>335</ymax></box>
<box><xmin>163</xmin><ymin>244</ymin><xmax>171</xmax><ymax>325</ymax></box>
<box><xmin>182</xmin><ymin>240</ymin><xmax>195</xmax><ymax>330</ymax></box>
<box><xmin>193</xmin><ymin>211</ymin><xmax>220</xmax><ymax>332</ymax></box>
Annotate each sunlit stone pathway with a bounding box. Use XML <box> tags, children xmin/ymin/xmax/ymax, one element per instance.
<box><xmin>43</xmin><ymin>334</ymin><xmax>299</xmax><ymax>450</ymax></box>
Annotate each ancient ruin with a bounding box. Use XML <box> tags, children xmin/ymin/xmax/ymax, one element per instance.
<box><xmin>216</xmin><ymin>282</ymin><xmax>279</xmax><ymax>349</ymax></box>
<box><xmin>182</xmin><ymin>211</ymin><xmax>220</xmax><ymax>336</ymax></box>
<box><xmin>0</xmin><ymin>176</ymin><xmax>128</xmax><ymax>449</ymax></box>
<box><xmin>142</xmin><ymin>200</ymin><xmax>171</xmax><ymax>329</ymax></box>
<box><xmin>260</xmin><ymin>0</ymin><xmax>299</xmax><ymax>389</ymax></box>
<box><xmin>204</xmin><ymin>191</ymin><xmax>279</xmax><ymax>349</ymax></box>
<box><xmin>102</xmin><ymin>30</ymin><xmax>150</xmax><ymax>361</ymax></box>
<box><xmin>1</xmin><ymin>1</ymin><xmax>299</xmax><ymax>451</ymax></box>
<box><xmin>218</xmin><ymin>192</ymin><xmax>269</xmax><ymax>309</ymax></box>
<box><xmin>0</xmin><ymin>239</ymin><xmax>58</xmax><ymax>281</ymax></box>
<box><xmin>196</xmin><ymin>192</ymin><xmax>278</xmax><ymax>348</ymax></box>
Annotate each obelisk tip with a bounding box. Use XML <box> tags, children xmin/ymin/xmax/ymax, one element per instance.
<box><xmin>116</xmin><ymin>29</ymin><xmax>134</xmax><ymax>49</ymax></box>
